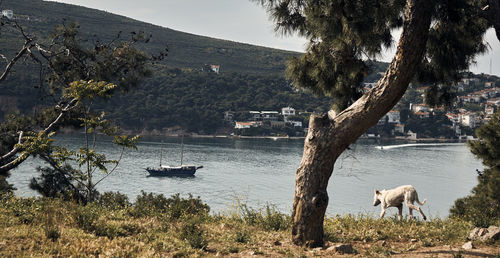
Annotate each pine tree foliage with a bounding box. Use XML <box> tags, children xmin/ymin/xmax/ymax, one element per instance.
<box><xmin>256</xmin><ymin>0</ymin><xmax>405</xmax><ymax>111</ymax></box>
<box><xmin>255</xmin><ymin>0</ymin><xmax>494</xmax><ymax>110</ymax></box>
<box><xmin>450</xmin><ymin>110</ymin><xmax>500</xmax><ymax>226</ymax></box>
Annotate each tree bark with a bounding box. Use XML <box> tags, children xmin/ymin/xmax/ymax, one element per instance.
<box><xmin>291</xmin><ymin>0</ymin><xmax>433</xmax><ymax>247</ymax></box>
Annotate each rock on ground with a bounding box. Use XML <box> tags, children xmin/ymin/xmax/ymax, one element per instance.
<box><xmin>469</xmin><ymin>226</ymin><xmax>500</xmax><ymax>241</ymax></box>
<box><xmin>461</xmin><ymin>241</ymin><xmax>474</xmax><ymax>250</ymax></box>
<box><xmin>327</xmin><ymin>244</ymin><xmax>356</xmax><ymax>254</ymax></box>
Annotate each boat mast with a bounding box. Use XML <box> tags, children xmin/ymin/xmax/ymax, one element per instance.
<box><xmin>159</xmin><ymin>140</ymin><xmax>163</xmax><ymax>166</ymax></box>
<box><xmin>180</xmin><ymin>135</ymin><xmax>184</xmax><ymax>166</ymax></box>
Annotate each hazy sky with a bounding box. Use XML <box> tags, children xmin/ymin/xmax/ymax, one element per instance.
<box><xmin>53</xmin><ymin>0</ymin><xmax>499</xmax><ymax>76</ymax></box>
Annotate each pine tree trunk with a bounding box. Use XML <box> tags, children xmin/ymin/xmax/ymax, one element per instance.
<box><xmin>291</xmin><ymin>0</ymin><xmax>433</xmax><ymax>247</ymax></box>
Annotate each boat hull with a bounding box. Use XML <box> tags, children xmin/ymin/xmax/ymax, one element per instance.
<box><xmin>146</xmin><ymin>165</ymin><xmax>202</xmax><ymax>177</ymax></box>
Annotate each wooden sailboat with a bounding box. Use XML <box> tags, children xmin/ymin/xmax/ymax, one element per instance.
<box><xmin>146</xmin><ymin>136</ymin><xmax>203</xmax><ymax>177</ymax></box>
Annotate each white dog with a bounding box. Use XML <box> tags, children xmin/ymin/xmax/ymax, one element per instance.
<box><xmin>373</xmin><ymin>185</ymin><xmax>427</xmax><ymax>220</ymax></box>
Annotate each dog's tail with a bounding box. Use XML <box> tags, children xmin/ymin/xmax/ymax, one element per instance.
<box><xmin>416</xmin><ymin>194</ymin><xmax>427</xmax><ymax>206</ymax></box>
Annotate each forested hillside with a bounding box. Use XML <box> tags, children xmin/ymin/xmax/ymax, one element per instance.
<box><xmin>0</xmin><ymin>0</ymin><xmax>295</xmax><ymax>75</ymax></box>
<box><xmin>100</xmin><ymin>68</ymin><xmax>332</xmax><ymax>134</ymax></box>
<box><xmin>0</xmin><ymin>0</ymin><xmax>388</xmax><ymax>133</ymax></box>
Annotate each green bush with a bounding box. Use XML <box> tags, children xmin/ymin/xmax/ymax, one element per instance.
<box><xmin>180</xmin><ymin>217</ymin><xmax>207</xmax><ymax>249</ymax></box>
<box><xmin>450</xmin><ymin>110</ymin><xmax>500</xmax><ymax>227</ymax></box>
<box><xmin>9</xmin><ymin>198</ymin><xmax>43</xmax><ymax>225</ymax></box>
<box><xmin>235</xmin><ymin>202</ymin><xmax>290</xmax><ymax>231</ymax></box>
<box><xmin>130</xmin><ymin>191</ymin><xmax>169</xmax><ymax>217</ymax></box>
<box><xmin>450</xmin><ymin>193</ymin><xmax>499</xmax><ymax>227</ymax></box>
<box><xmin>166</xmin><ymin>193</ymin><xmax>209</xmax><ymax>220</ymax></box>
<box><xmin>45</xmin><ymin>226</ymin><xmax>61</xmax><ymax>241</ymax></box>
<box><xmin>99</xmin><ymin>191</ymin><xmax>130</xmax><ymax>210</ymax></box>
<box><xmin>73</xmin><ymin>204</ymin><xmax>100</xmax><ymax>232</ymax></box>
<box><xmin>233</xmin><ymin>229</ymin><xmax>251</xmax><ymax>243</ymax></box>
<box><xmin>130</xmin><ymin>191</ymin><xmax>209</xmax><ymax>220</ymax></box>
<box><xmin>261</xmin><ymin>205</ymin><xmax>290</xmax><ymax>231</ymax></box>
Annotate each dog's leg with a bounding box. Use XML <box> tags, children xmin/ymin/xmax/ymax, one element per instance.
<box><xmin>397</xmin><ymin>204</ymin><xmax>403</xmax><ymax>221</ymax></box>
<box><xmin>416</xmin><ymin>206</ymin><xmax>427</xmax><ymax>220</ymax></box>
<box><xmin>380</xmin><ymin>208</ymin><xmax>386</xmax><ymax>218</ymax></box>
<box><xmin>408</xmin><ymin>206</ymin><xmax>413</xmax><ymax>220</ymax></box>
<box><xmin>407</xmin><ymin>203</ymin><xmax>426</xmax><ymax>220</ymax></box>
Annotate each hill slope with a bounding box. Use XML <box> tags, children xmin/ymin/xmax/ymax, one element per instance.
<box><xmin>1</xmin><ymin>0</ymin><xmax>295</xmax><ymax>76</ymax></box>
<box><xmin>0</xmin><ymin>0</ymin><xmax>389</xmax><ymax>134</ymax></box>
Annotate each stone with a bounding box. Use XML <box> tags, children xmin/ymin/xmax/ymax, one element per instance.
<box><xmin>410</xmin><ymin>239</ymin><xmax>418</xmax><ymax>243</ymax></box>
<box><xmin>469</xmin><ymin>226</ymin><xmax>500</xmax><ymax>241</ymax></box>
<box><xmin>484</xmin><ymin>226</ymin><xmax>500</xmax><ymax>241</ymax></box>
<box><xmin>462</xmin><ymin>241</ymin><xmax>474</xmax><ymax>250</ymax></box>
<box><xmin>328</xmin><ymin>244</ymin><xmax>356</xmax><ymax>254</ymax></box>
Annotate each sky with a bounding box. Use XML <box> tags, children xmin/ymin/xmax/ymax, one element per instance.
<box><xmin>52</xmin><ymin>0</ymin><xmax>500</xmax><ymax>76</ymax></box>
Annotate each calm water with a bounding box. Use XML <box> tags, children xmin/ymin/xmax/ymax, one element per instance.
<box><xmin>9</xmin><ymin>136</ymin><xmax>482</xmax><ymax>218</ymax></box>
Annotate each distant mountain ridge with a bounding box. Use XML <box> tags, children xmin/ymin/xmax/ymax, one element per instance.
<box><xmin>1</xmin><ymin>0</ymin><xmax>297</xmax><ymax>75</ymax></box>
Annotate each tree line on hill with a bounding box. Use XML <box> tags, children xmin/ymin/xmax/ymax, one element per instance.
<box><xmin>98</xmin><ymin>68</ymin><xmax>332</xmax><ymax>134</ymax></box>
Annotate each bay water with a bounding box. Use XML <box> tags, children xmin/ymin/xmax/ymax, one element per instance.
<box><xmin>9</xmin><ymin>135</ymin><xmax>482</xmax><ymax>218</ymax></box>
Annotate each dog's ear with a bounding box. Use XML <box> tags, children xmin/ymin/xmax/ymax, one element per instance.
<box><xmin>375</xmin><ymin>190</ymin><xmax>380</xmax><ymax>195</ymax></box>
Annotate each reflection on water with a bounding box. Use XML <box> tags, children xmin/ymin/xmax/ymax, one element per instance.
<box><xmin>9</xmin><ymin>136</ymin><xmax>482</xmax><ymax>218</ymax></box>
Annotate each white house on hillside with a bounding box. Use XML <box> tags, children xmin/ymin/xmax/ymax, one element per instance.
<box><xmin>378</xmin><ymin>110</ymin><xmax>400</xmax><ymax>124</ymax></box>
<box><xmin>2</xmin><ymin>10</ymin><xmax>13</xmax><ymax>19</ymax></box>
<box><xmin>460</xmin><ymin>113</ymin><xmax>476</xmax><ymax>128</ymax></box>
<box><xmin>282</xmin><ymin>107</ymin><xmax>295</xmax><ymax>121</ymax></box>
<box><xmin>235</xmin><ymin>121</ymin><xmax>260</xmax><ymax>129</ymax></box>
<box><xmin>410</xmin><ymin>103</ymin><xmax>430</xmax><ymax>113</ymax></box>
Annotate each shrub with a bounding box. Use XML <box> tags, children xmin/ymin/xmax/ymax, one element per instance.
<box><xmin>131</xmin><ymin>191</ymin><xmax>210</xmax><ymax>220</ymax></box>
<box><xmin>260</xmin><ymin>205</ymin><xmax>290</xmax><ymax>231</ymax></box>
<box><xmin>45</xmin><ymin>227</ymin><xmax>60</xmax><ymax>241</ymax></box>
<box><xmin>180</xmin><ymin>217</ymin><xmax>207</xmax><ymax>249</ymax></box>
<box><xmin>233</xmin><ymin>229</ymin><xmax>251</xmax><ymax>243</ymax></box>
<box><xmin>130</xmin><ymin>191</ymin><xmax>169</xmax><ymax>217</ymax></box>
<box><xmin>9</xmin><ymin>198</ymin><xmax>43</xmax><ymax>225</ymax></box>
<box><xmin>450</xmin><ymin>194</ymin><xmax>498</xmax><ymax>227</ymax></box>
<box><xmin>235</xmin><ymin>202</ymin><xmax>290</xmax><ymax>231</ymax></box>
<box><xmin>73</xmin><ymin>204</ymin><xmax>100</xmax><ymax>232</ymax></box>
<box><xmin>166</xmin><ymin>193</ymin><xmax>209</xmax><ymax>220</ymax></box>
<box><xmin>450</xmin><ymin>110</ymin><xmax>500</xmax><ymax>227</ymax></box>
<box><xmin>99</xmin><ymin>191</ymin><xmax>130</xmax><ymax>210</ymax></box>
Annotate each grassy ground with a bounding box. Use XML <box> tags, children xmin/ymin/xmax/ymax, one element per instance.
<box><xmin>0</xmin><ymin>193</ymin><xmax>498</xmax><ymax>257</ymax></box>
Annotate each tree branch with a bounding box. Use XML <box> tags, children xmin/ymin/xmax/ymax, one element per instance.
<box><xmin>333</xmin><ymin>0</ymin><xmax>433</xmax><ymax>147</ymax></box>
<box><xmin>0</xmin><ymin>131</ymin><xmax>23</xmax><ymax>162</ymax></box>
<box><xmin>0</xmin><ymin>39</ymin><xmax>32</xmax><ymax>84</ymax></box>
<box><xmin>0</xmin><ymin>98</ymin><xmax>78</xmax><ymax>173</ymax></box>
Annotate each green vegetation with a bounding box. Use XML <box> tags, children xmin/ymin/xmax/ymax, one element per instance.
<box><xmin>0</xmin><ymin>194</ymin><xmax>497</xmax><ymax>256</ymax></box>
<box><xmin>0</xmin><ymin>20</ymin><xmax>145</xmax><ymax>198</ymax></box>
<box><xmin>0</xmin><ymin>0</ymin><xmax>389</xmax><ymax>134</ymax></box>
<box><xmin>100</xmin><ymin>69</ymin><xmax>332</xmax><ymax>134</ymax></box>
<box><xmin>450</xmin><ymin>109</ymin><xmax>500</xmax><ymax>227</ymax></box>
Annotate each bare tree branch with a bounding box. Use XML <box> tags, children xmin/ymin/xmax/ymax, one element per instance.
<box><xmin>0</xmin><ymin>131</ymin><xmax>23</xmax><ymax>162</ymax></box>
<box><xmin>0</xmin><ymin>39</ymin><xmax>32</xmax><ymax>84</ymax></box>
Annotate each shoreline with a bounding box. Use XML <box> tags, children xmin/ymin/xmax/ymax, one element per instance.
<box><xmin>57</xmin><ymin>127</ymin><xmax>470</xmax><ymax>142</ymax></box>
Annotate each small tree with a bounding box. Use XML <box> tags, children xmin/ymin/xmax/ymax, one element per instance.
<box><xmin>450</xmin><ymin>110</ymin><xmax>500</xmax><ymax>227</ymax></box>
<box><xmin>0</xmin><ymin>19</ymin><xmax>165</xmax><ymax>199</ymax></box>
<box><xmin>29</xmin><ymin>81</ymin><xmax>140</xmax><ymax>202</ymax></box>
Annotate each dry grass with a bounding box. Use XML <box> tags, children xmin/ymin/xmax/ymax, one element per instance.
<box><xmin>0</xmin><ymin>195</ymin><xmax>498</xmax><ymax>257</ymax></box>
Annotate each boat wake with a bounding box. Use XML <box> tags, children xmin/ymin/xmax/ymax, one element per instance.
<box><xmin>375</xmin><ymin>143</ymin><xmax>460</xmax><ymax>150</ymax></box>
